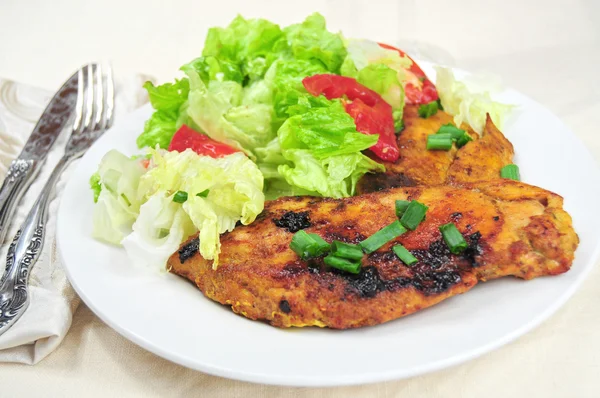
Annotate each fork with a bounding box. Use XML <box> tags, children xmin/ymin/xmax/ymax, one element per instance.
<box><xmin>0</xmin><ymin>64</ymin><xmax>114</xmax><ymax>336</ymax></box>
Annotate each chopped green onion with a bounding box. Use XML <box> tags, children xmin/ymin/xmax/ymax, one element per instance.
<box><xmin>437</xmin><ymin>123</ymin><xmax>466</xmax><ymax>140</ymax></box>
<box><xmin>392</xmin><ymin>244</ymin><xmax>418</xmax><ymax>266</ymax></box>
<box><xmin>290</xmin><ymin>230</ymin><xmax>331</xmax><ymax>260</ymax></box>
<box><xmin>456</xmin><ymin>133</ymin><xmax>473</xmax><ymax>148</ymax></box>
<box><xmin>500</xmin><ymin>164</ymin><xmax>520</xmax><ymax>181</ymax></box>
<box><xmin>173</xmin><ymin>191</ymin><xmax>188</xmax><ymax>203</ymax></box>
<box><xmin>324</xmin><ymin>255</ymin><xmax>361</xmax><ymax>274</ymax></box>
<box><xmin>360</xmin><ymin>220</ymin><xmax>407</xmax><ymax>254</ymax></box>
<box><xmin>196</xmin><ymin>189</ymin><xmax>210</xmax><ymax>198</ymax></box>
<box><xmin>395</xmin><ymin>200</ymin><xmax>410</xmax><ymax>218</ymax></box>
<box><xmin>400</xmin><ymin>200</ymin><xmax>429</xmax><ymax>230</ymax></box>
<box><xmin>418</xmin><ymin>101</ymin><xmax>439</xmax><ymax>118</ymax></box>
<box><xmin>427</xmin><ymin>133</ymin><xmax>453</xmax><ymax>150</ymax></box>
<box><xmin>307</xmin><ymin>233</ymin><xmax>331</xmax><ymax>257</ymax></box>
<box><xmin>436</xmin><ymin>123</ymin><xmax>472</xmax><ymax>148</ymax></box>
<box><xmin>439</xmin><ymin>223</ymin><xmax>468</xmax><ymax>254</ymax></box>
<box><xmin>331</xmin><ymin>241</ymin><xmax>364</xmax><ymax>261</ymax></box>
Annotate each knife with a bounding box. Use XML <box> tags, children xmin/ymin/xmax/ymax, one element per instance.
<box><xmin>0</xmin><ymin>71</ymin><xmax>79</xmax><ymax>246</ymax></box>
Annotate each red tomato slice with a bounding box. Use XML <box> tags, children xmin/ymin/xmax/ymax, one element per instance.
<box><xmin>378</xmin><ymin>43</ymin><xmax>438</xmax><ymax>105</ymax></box>
<box><xmin>302</xmin><ymin>74</ymin><xmax>399</xmax><ymax>162</ymax></box>
<box><xmin>168</xmin><ymin>125</ymin><xmax>239</xmax><ymax>158</ymax></box>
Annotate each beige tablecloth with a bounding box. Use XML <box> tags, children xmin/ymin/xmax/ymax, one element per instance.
<box><xmin>0</xmin><ymin>0</ymin><xmax>599</xmax><ymax>396</ymax></box>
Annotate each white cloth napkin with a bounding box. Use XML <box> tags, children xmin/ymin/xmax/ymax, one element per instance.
<box><xmin>0</xmin><ymin>73</ymin><xmax>151</xmax><ymax>364</ymax></box>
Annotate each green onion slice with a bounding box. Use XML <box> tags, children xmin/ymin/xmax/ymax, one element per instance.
<box><xmin>400</xmin><ymin>200</ymin><xmax>429</xmax><ymax>230</ymax></box>
<box><xmin>439</xmin><ymin>223</ymin><xmax>468</xmax><ymax>254</ymax></box>
<box><xmin>418</xmin><ymin>101</ymin><xmax>439</xmax><ymax>118</ymax></box>
<box><xmin>324</xmin><ymin>255</ymin><xmax>361</xmax><ymax>274</ymax></box>
<box><xmin>173</xmin><ymin>191</ymin><xmax>188</xmax><ymax>203</ymax></box>
<box><xmin>392</xmin><ymin>244</ymin><xmax>418</xmax><ymax>266</ymax></box>
<box><xmin>456</xmin><ymin>133</ymin><xmax>473</xmax><ymax>148</ymax></box>
<box><xmin>360</xmin><ymin>220</ymin><xmax>407</xmax><ymax>254</ymax></box>
<box><xmin>196</xmin><ymin>189</ymin><xmax>210</xmax><ymax>198</ymax></box>
<box><xmin>427</xmin><ymin>133</ymin><xmax>453</xmax><ymax>150</ymax></box>
<box><xmin>290</xmin><ymin>231</ymin><xmax>330</xmax><ymax>260</ymax></box>
<box><xmin>500</xmin><ymin>164</ymin><xmax>520</xmax><ymax>181</ymax></box>
<box><xmin>395</xmin><ymin>200</ymin><xmax>410</xmax><ymax>218</ymax></box>
<box><xmin>436</xmin><ymin>123</ymin><xmax>472</xmax><ymax>148</ymax></box>
<box><xmin>331</xmin><ymin>241</ymin><xmax>364</xmax><ymax>261</ymax></box>
<box><xmin>437</xmin><ymin>123</ymin><xmax>466</xmax><ymax>140</ymax></box>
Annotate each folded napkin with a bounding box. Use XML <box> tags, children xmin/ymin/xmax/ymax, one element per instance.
<box><xmin>0</xmin><ymin>73</ymin><xmax>151</xmax><ymax>364</ymax></box>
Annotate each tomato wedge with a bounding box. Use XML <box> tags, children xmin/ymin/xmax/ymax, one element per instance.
<box><xmin>378</xmin><ymin>43</ymin><xmax>438</xmax><ymax>105</ymax></box>
<box><xmin>302</xmin><ymin>74</ymin><xmax>399</xmax><ymax>162</ymax></box>
<box><xmin>168</xmin><ymin>125</ymin><xmax>239</xmax><ymax>158</ymax></box>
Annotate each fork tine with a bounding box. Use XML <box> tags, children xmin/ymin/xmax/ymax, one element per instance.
<box><xmin>93</xmin><ymin>64</ymin><xmax>104</xmax><ymax>129</ymax></box>
<box><xmin>72</xmin><ymin>67</ymin><xmax>85</xmax><ymax>134</ymax></box>
<box><xmin>83</xmin><ymin>64</ymin><xmax>95</xmax><ymax>131</ymax></box>
<box><xmin>103</xmin><ymin>64</ymin><xmax>115</xmax><ymax>130</ymax></box>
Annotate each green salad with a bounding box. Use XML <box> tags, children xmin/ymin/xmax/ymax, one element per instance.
<box><xmin>90</xmin><ymin>12</ymin><xmax>511</xmax><ymax>271</ymax></box>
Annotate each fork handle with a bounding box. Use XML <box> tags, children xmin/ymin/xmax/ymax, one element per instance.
<box><xmin>0</xmin><ymin>159</ymin><xmax>41</xmax><ymax>246</ymax></box>
<box><xmin>0</xmin><ymin>155</ymin><xmax>72</xmax><ymax>334</ymax></box>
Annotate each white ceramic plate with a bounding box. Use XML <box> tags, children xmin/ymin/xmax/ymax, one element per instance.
<box><xmin>57</xmin><ymin>65</ymin><xmax>600</xmax><ymax>387</ymax></box>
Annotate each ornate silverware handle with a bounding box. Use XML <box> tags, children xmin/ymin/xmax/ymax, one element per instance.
<box><xmin>0</xmin><ymin>159</ymin><xmax>41</xmax><ymax>246</ymax></box>
<box><xmin>0</xmin><ymin>156</ymin><xmax>71</xmax><ymax>334</ymax></box>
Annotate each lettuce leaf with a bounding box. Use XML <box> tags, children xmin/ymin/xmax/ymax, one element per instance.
<box><xmin>202</xmin><ymin>15</ymin><xmax>284</xmax><ymax>82</ymax></box>
<box><xmin>264</xmin><ymin>58</ymin><xmax>328</xmax><ymax>124</ymax></box>
<box><xmin>282</xmin><ymin>13</ymin><xmax>347</xmax><ymax>74</ymax></box>
<box><xmin>91</xmin><ymin>150</ymin><xmax>147</xmax><ymax>244</ymax></box>
<box><xmin>92</xmin><ymin>149</ymin><xmax>265</xmax><ymax>269</ymax></box>
<box><xmin>137</xmin><ymin>79</ymin><xmax>190</xmax><ymax>149</ymax></box>
<box><xmin>183</xmin><ymin>67</ymin><xmax>275</xmax><ymax>157</ymax></box>
<box><xmin>184</xmin><ymin>56</ymin><xmax>244</xmax><ymax>85</ymax></box>
<box><xmin>144</xmin><ymin>79</ymin><xmax>189</xmax><ymax>111</ymax></box>
<box><xmin>136</xmin><ymin>110</ymin><xmax>178</xmax><ymax>149</ymax></box>
<box><xmin>89</xmin><ymin>172</ymin><xmax>102</xmax><ymax>203</ymax></box>
<box><xmin>344</xmin><ymin>39</ymin><xmax>412</xmax><ymax>73</ymax></box>
<box><xmin>343</xmin><ymin>39</ymin><xmax>409</xmax><ymax>127</ymax></box>
<box><xmin>121</xmin><ymin>194</ymin><xmax>196</xmax><ymax>271</ymax></box>
<box><xmin>357</xmin><ymin>63</ymin><xmax>405</xmax><ymax>123</ymax></box>
<box><xmin>138</xmin><ymin>150</ymin><xmax>264</xmax><ymax>267</ymax></box>
<box><xmin>434</xmin><ymin>66</ymin><xmax>514</xmax><ymax>134</ymax></box>
<box><xmin>276</xmin><ymin>100</ymin><xmax>384</xmax><ymax>198</ymax></box>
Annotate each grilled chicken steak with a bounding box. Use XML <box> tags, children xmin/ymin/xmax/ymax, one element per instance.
<box><xmin>357</xmin><ymin>105</ymin><xmax>514</xmax><ymax>193</ymax></box>
<box><xmin>168</xmin><ymin>180</ymin><xmax>578</xmax><ymax>329</ymax></box>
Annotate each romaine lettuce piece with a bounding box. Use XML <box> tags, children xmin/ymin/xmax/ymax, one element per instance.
<box><xmin>282</xmin><ymin>13</ymin><xmax>347</xmax><ymax>74</ymax></box>
<box><xmin>276</xmin><ymin>100</ymin><xmax>384</xmax><ymax>198</ymax></box>
<box><xmin>202</xmin><ymin>15</ymin><xmax>284</xmax><ymax>82</ymax></box>
<box><xmin>136</xmin><ymin>79</ymin><xmax>190</xmax><ymax>149</ymax></box>
<box><xmin>183</xmin><ymin>68</ymin><xmax>275</xmax><ymax>157</ymax></box>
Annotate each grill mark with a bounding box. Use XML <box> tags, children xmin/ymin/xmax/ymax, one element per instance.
<box><xmin>343</xmin><ymin>266</ymin><xmax>463</xmax><ymax>298</ymax></box>
<box><xmin>279</xmin><ymin>300</ymin><xmax>291</xmax><ymax>314</ymax></box>
<box><xmin>272</xmin><ymin>211</ymin><xmax>311</xmax><ymax>233</ymax></box>
<box><xmin>178</xmin><ymin>237</ymin><xmax>199</xmax><ymax>264</ymax></box>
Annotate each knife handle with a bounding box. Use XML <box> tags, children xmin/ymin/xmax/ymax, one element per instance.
<box><xmin>0</xmin><ymin>156</ymin><xmax>71</xmax><ymax>335</ymax></box>
<box><xmin>0</xmin><ymin>159</ymin><xmax>40</xmax><ymax>246</ymax></box>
